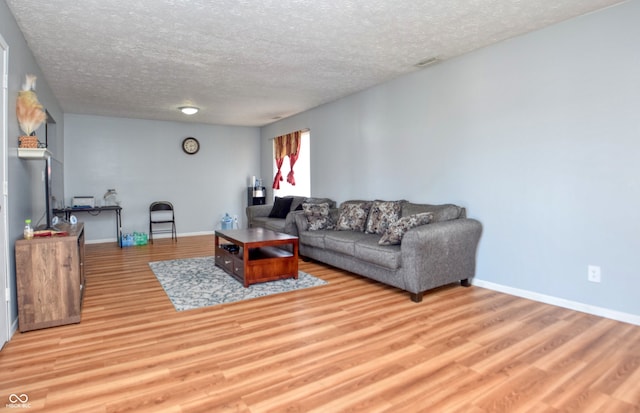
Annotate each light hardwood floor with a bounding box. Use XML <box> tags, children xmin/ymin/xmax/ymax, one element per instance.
<box><xmin>1</xmin><ymin>235</ymin><xmax>639</xmax><ymax>412</ymax></box>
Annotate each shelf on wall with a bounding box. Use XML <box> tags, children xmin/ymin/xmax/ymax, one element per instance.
<box><xmin>18</xmin><ymin>148</ymin><xmax>52</xmax><ymax>160</ymax></box>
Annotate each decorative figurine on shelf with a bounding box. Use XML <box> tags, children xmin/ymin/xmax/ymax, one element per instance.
<box><xmin>103</xmin><ymin>189</ymin><xmax>119</xmax><ymax>206</ymax></box>
<box><xmin>16</xmin><ymin>74</ymin><xmax>47</xmax><ymax>148</ymax></box>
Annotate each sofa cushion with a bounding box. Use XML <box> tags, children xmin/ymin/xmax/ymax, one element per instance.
<box><xmin>269</xmin><ymin>197</ymin><xmax>294</xmax><ymax>218</ymax></box>
<box><xmin>336</xmin><ymin>201</ymin><xmax>372</xmax><ymax>232</ymax></box>
<box><xmin>324</xmin><ymin>231</ymin><xmax>370</xmax><ymax>255</ymax></box>
<box><xmin>354</xmin><ymin>236</ymin><xmax>402</xmax><ymax>270</ymax></box>
<box><xmin>379</xmin><ymin>212</ymin><xmax>433</xmax><ymax>245</ymax></box>
<box><xmin>365</xmin><ymin>200</ymin><xmax>402</xmax><ymax>235</ymax></box>
<box><xmin>402</xmin><ymin>203</ymin><xmax>462</xmax><ymax>223</ymax></box>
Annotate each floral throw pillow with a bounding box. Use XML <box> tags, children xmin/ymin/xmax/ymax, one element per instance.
<box><xmin>378</xmin><ymin>212</ymin><xmax>433</xmax><ymax>245</ymax></box>
<box><xmin>302</xmin><ymin>202</ymin><xmax>334</xmax><ymax>231</ymax></box>
<box><xmin>365</xmin><ymin>201</ymin><xmax>402</xmax><ymax>234</ymax></box>
<box><xmin>307</xmin><ymin>215</ymin><xmax>335</xmax><ymax>231</ymax></box>
<box><xmin>302</xmin><ymin>202</ymin><xmax>331</xmax><ymax>217</ymax></box>
<box><xmin>336</xmin><ymin>202</ymin><xmax>372</xmax><ymax>232</ymax></box>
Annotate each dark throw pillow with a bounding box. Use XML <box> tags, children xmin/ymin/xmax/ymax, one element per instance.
<box><xmin>268</xmin><ymin>197</ymin><xmax>294</xmax><ymax>219</ymax></box>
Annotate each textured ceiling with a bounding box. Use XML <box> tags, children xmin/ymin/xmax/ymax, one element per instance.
<box><xmin>6</xmin><ymin>0</ymin><xmax>624</xmax><ymax>127</ymax></box>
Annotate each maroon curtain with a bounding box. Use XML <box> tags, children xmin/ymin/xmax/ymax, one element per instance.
<box><xmin>272</xmin><ymin>131</ymin><xmax>302</xmax><ymax>189</ymax></box>
<box><xmin>286</xmin><ymin>134</ymin><xmax>302</xmax><ymax>185</ymax></box>
<box><xmin>272</xmin><ymin>157</ymin><xmax>285</xmax><ymax>189</ymax></box>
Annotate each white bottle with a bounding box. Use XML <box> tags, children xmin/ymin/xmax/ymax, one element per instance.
<box><xmin>24</xmin><ymin>219</ymin><xmax>34</xmax><ymax>240</ymax></box>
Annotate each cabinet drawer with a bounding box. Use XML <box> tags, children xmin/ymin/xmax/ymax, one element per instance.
<box><xmin>215</xmin><ymin>248</ymin><xmax>224</xmax><ymax>267</ymax></box>
<box><xmin>217</xmin><ymin>250</ymin><xmax>234</xmax><ymax>273</ymax></box>
<box><xmin>232</xmin><ymin>255</ymin><xmax>244</xmax><ymax>278</ymax></box>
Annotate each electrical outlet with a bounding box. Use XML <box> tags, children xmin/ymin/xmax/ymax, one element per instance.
<box><xmin>588</xmin><ymin>265</ymin><xmax>601</xmax><ymax>283</ymax></box>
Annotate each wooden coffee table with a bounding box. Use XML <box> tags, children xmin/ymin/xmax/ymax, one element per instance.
<box><xmin>214</xmin><ymin>228</ymin><xmax>299</xmax><ymax>287</ymax></box>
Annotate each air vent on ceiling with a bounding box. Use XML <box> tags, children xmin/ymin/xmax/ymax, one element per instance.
<box><xmin>414</xmin><ymin>57</ymin><xmax>440</xmax><ymax>68</ymax></box>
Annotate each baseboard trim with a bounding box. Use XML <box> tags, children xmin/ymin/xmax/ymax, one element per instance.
<box><xmin>86</xmin><ymin>231</ymin><xmax>215</xmax><ymax>244</ymax></box>
<box><xmin>6</xmin><ymin>317</ymin><xmax>18</xmax><ymax>344</ymax></box>
<box><xmin>472</xmin><ymin>279</ymin><xmax>640</xmax><ymax>326</ymax></box>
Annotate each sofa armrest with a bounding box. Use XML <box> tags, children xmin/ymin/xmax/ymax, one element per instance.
<box><xmin>293</xmin><ymin>207</ymin><xmax>341</xmax><ymax>234</ymax></box>
<box><xmin>284</xmin><ymin>211</ymin><xmax>305</xmax><ymax>236</ymax></box>
<box><xmin>400</xmin><ymin>218</ymin><xmax>482</xmax><ymax>293</ymax></box>
<box><xmin>246</xmin><ymin>204</ymin><xmax>274</xmax><ymax>227</ymax></box>
<box><xmin>293</xmin><ymin>212</ymin><xmax>309</xmax><ymax>233</ymax></box>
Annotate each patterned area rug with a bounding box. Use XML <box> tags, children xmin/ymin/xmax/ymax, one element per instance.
<box><xmin>149</xmin><ymin>256</ymin><xmax>327</xmax><ymax>311</ymax></box>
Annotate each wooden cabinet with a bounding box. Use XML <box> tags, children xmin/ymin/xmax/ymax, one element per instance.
<box><xmin>15</xmin><ymin>223</ymin><xmax>85</xmax><ymax>332</ymax></box>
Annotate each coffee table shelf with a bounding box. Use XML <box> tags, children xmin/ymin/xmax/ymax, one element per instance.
<box><xmin>215</xmin><ymin>228</ymin><xmax>299</xmax><ymax>287</ymax></box>
<box><xmin>248</xmin><ymin>246</ymin><xmax>293</xmax><ymax>260</ymax></box>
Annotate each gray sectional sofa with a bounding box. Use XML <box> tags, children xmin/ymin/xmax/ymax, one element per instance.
<box><xmin>292</xmin><ymin>200</ymin><xmax>482</xmax><ymax>302</ymax></box>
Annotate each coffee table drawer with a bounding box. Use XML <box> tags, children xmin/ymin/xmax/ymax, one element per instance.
<box><xmin>232</xmin><ymin>255</ymin><xmax>244</xmax><ymax>278</ymax></box>
<box><xmin>215</xmin><ymin>247</ymin><xmax>235</xmax><ymax>273</ymax></box>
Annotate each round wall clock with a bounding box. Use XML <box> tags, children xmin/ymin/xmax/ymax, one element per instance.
<box><xmin>182</xmin><ymin>137</ymin><xmax>200</xmax><ymax>155</ymax></box>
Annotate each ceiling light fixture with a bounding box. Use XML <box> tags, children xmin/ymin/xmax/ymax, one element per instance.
<box><xmin>179</xmin><ymin>106</ymin><xmax>199</xmax><ymax>115</ymax></box>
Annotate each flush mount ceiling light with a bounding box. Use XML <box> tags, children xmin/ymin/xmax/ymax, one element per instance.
<box><xmin>179</xmin><ymin>106</ymin><xmax>199</xmax><ymax>115</ymax></box>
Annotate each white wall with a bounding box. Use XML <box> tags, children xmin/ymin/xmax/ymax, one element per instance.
<box><xmin>261</xmin><ymin>1</ymin><xmax>640</xmax><ymax>318</ymax></box>
<box><xmin>1</xmin><ymin>0</ymin><xmax>65</xmax><ymax>330</ymax></box>
<box><xmin>65</xmin><ymin>114</ymin><xmax>259</xmax><ymax>241</ymax></box>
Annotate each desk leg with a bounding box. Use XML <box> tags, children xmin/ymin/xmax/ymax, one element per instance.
<box><xmin>116</xmin><ymin>209</ymin><xmax>122</xmax><ymax>248</ymax></box>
